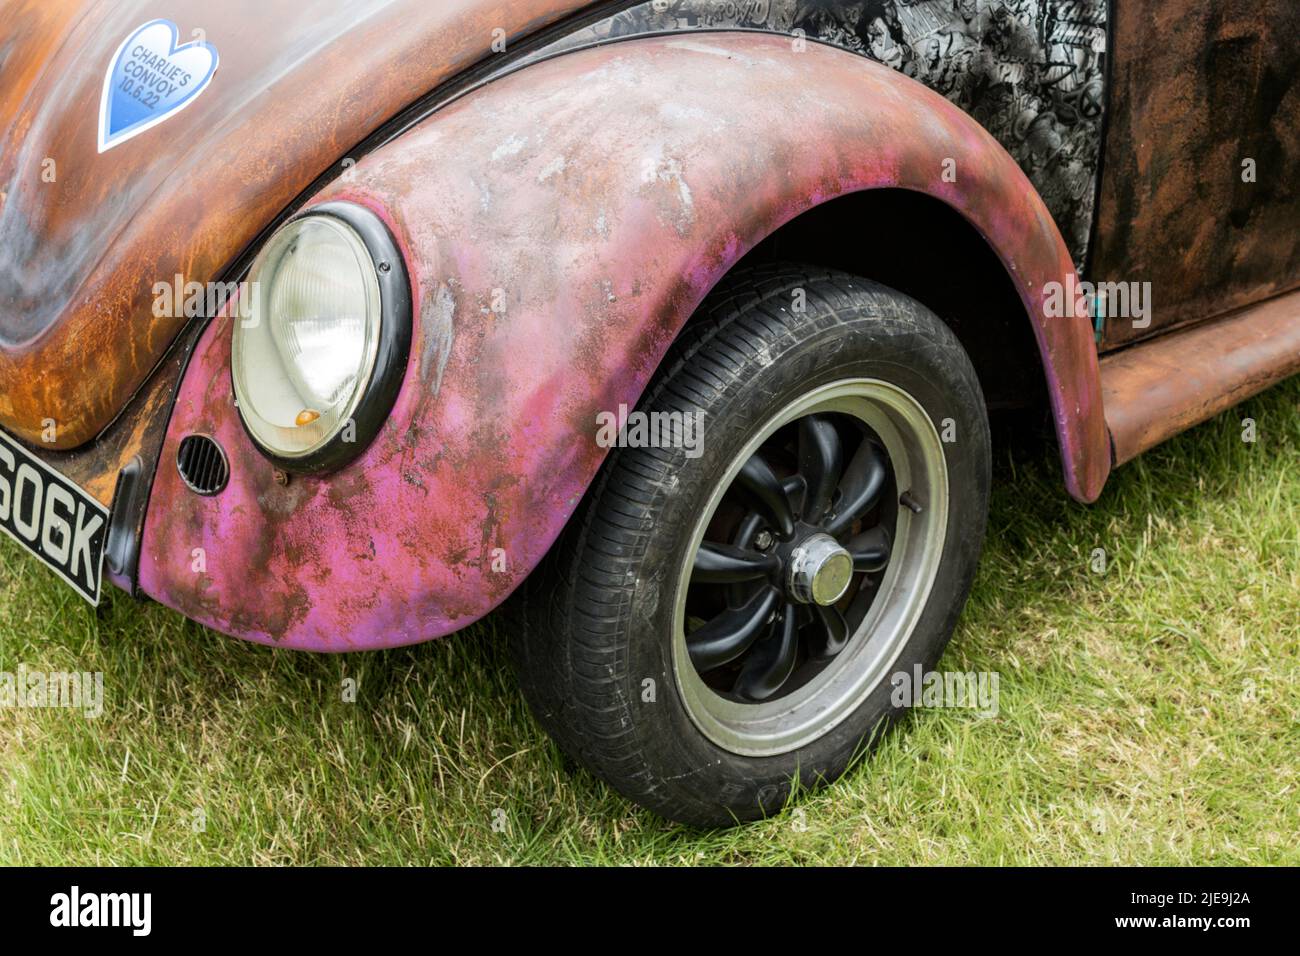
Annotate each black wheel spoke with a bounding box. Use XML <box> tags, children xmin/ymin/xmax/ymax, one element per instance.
<box><xmin>781</xmin><ymin>474</ymin><xmax>808</xmax><ymax>521</ymax></box>
<box><xmin>732</xmin><ymin>512</ymin><xmax>765</xmax><ymax>548</ymax></box>
<box><xmin>807</xmin><ymin>604</ymin><xmax>850</xmax><ymax>662</ymax></box>
<box><xmin>693</xmin><ymin>542</ymin><xmax>780</xmax><ymax>584</ymax></box>
<box><xmin>685</xmin><ymin>409</ymin><xmax>902</xmax><ymax>709</ymax></box>
<box><xmin>686</xmin><ymin>586</ymin><xmax>780</xmax><ymax>672</ymax></box>
<box><xmin>848</xmin><ymin>525</ymin><xmax>892</xmax><ymax>573</ymax></box>
<box><xmin>798</xmin><ymin>414</ymin><xmax>842</xmax><ymax>524</ymax></box>
<box><xmin>826</xmin><ymin>439</ymin><xmax>888</xmax><ymax>537</ymax></box>
<box><xmin>727</xmin><ymin>512</ymin><xmax>768</xmax><ymax>606</ymax></box>
<box><xmin>735</xmin><ymin>452</ymin><xmax>795</xmax><ymax>538</ymax></box>
<box><xmin>734</xmin><ymin>603</ymin><xmax>800</xmax><ymax>702</ymax></box>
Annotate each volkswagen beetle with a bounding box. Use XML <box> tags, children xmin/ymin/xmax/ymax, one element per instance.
<box><xmin>1</xmin><ymin>0</ymin><xmax>1296</xmax><ymax>826</ymax></box>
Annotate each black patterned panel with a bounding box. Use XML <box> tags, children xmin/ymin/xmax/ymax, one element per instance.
<box><xmin>541</xmin><ymin>1</ymin><xmax>1108</xmax><ymax>270</ymax></box>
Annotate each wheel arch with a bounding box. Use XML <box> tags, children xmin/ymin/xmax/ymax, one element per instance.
<box><xmin>351</xmin><ymin>32</ymin><xmax>1109</xmax><ymax>503</ymax></box>
<box><xmin>729</xmin><ymin>188</ymin><xmax>1052</xmax><ymax>416</ymax></box>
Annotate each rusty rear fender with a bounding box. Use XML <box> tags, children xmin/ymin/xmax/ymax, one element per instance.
<box><xmin>138</xmin><ymin>33</ymin><xmax>1109</xmax><ymax>651</ymax></box>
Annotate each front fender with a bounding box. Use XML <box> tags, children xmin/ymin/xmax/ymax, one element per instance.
<box><xmin>139</xmin><ymin>33</ymin><xmax>1108</xmax><ymax>651</ymax></box>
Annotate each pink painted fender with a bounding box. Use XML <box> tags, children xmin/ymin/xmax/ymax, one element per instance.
<box><xmin>138</xmin><ymin>34</ymin><xmax>1110</xmax><ymax>651</ymax></box>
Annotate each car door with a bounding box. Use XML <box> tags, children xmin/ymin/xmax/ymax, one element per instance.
<box><xmin>1089</xmin><ymin>0</ymin><xmax>1300</xmax><ymax>349</ymax></box>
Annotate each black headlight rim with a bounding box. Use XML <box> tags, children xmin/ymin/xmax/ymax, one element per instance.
<box><xmin>233</xmin><ymin>200</ymin><xmax>413</xmax><ymax>478</ymax></box>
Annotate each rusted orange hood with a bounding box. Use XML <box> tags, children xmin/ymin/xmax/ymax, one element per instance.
<box><xmin>0</xmin><ymin>0</ymin><xmax>595</xmax><ymax>449</ymax></box>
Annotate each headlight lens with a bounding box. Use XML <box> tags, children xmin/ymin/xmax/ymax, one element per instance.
<box><xmin>233</xmin><ymin>215</ymin><xmax>382</xmax><ymax>463</ymax></box>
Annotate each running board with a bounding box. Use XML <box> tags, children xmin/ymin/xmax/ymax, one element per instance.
<box><xmin>1101</xmin><ymin>289</ymin><xmax>1300</xmax><ymax>466</ymax></box>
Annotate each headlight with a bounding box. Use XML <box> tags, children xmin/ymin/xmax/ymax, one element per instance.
<box><xmin>232</xmin><ymin>202</ymin><xmax>411</xmax><ymax>475</ymax></box>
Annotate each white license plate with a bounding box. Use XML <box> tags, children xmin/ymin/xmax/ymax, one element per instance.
<box><xmin>0</xmin><ymin>429</ymin><xmax>110</xmax><ymax>606</ymax></box>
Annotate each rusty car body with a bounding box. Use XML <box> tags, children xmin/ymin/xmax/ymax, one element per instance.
<box><xmin>2</xmin><ymin>0</ymin><xmax>1297</xmax><ymax>824</ymax></box>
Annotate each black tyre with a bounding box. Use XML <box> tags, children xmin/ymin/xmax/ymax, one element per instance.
<box><xmin>513</xmin><ymin>265</ymin><xmax>991</xmax><ymax>827</ymax></box>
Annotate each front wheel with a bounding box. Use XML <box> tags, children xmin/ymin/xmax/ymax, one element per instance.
<box><xmin>513</xmin><ymin>266</ymin><xmax>991</xmax><ymax>827</ymax></box>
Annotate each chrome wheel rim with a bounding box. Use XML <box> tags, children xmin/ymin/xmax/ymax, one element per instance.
<box><xmin>672</xmin><ymin>378</ymin><xmax>949</xmax><ymax>757</ymax></box>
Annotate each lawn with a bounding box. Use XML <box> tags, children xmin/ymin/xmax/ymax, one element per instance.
<box><xmin>1</xmin><ymin>377</ymin><xmax>1296</xmax><ymax>866</ymax></box>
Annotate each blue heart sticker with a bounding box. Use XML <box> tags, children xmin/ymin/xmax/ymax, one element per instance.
<box><xmin>98</xmin><ymin>19</ymin><xmax>219</xmax><ymax>153</ymax></box>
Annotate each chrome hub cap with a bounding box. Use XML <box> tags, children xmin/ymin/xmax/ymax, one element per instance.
<box><xmin>787</xmin><ymin>534</ymin><xmax>854</xmax><ymax>606</ymax></box>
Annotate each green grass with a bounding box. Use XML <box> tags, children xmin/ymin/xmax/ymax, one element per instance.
<box><xmin>2</xmin><ymin>378</ymin><xmax>1297</xmax><ymax>865</ymax></box>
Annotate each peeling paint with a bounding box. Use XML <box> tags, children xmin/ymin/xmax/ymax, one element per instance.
<box><xmin>137</xmin><ymin>33</ymin><xmax>1107</xmax><ymax>652</ymax></box>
